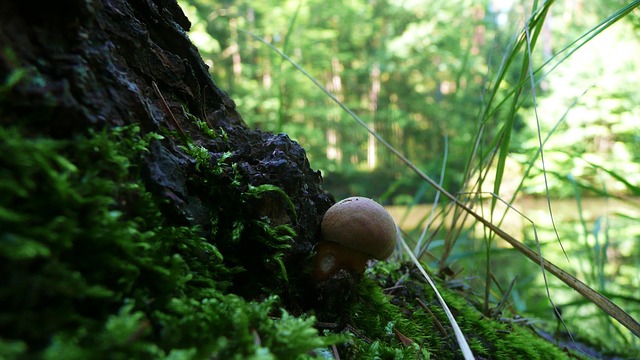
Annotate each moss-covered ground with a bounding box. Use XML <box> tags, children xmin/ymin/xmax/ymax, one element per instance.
<box><xmin>0</xmin><ymin>122</ymin><xmax>591</xmax><ymax>359</ymax></box>
<box><xmin>0</xmin><ymin>122</ymin><xmax>334</xmax><ymax>359</ymax></box>
<box><xmin>0</xmin><ymin>73</ymin><xmax>607</xmax><ymax>359</ymax></box>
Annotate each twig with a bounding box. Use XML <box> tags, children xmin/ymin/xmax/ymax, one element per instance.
<box><xmin>415</xmin><ymin>297</ymin><xmax>448</xmax><ymax>337</ymax></box>
<box><xmin>152</xmin><ymin>81</ymin><xmax>186</xmax><ymax>137</ymax></box>
<box><xmin>331</xmin><ymin>344</ymin><xmax>341</xmax><ymax>360</ymax></box>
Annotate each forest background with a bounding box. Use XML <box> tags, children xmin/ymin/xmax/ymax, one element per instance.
<box><xmin>179</xmin><ymin>0</ymin><xmax>640</xmax><ymax>350</ymax></box>
<box><xmin>180</xmin><ymin>0</ymin><xmax>639</xmax><ymax>203</ymax></box>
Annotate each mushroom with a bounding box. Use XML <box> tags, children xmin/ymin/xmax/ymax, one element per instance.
<box><xmin>312</xmin><ymin>197</ymin><xmax>398</xmax><ymax>281</ymax></box>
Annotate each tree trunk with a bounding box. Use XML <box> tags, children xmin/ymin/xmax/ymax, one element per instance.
<box><xmin>0</xmin><ymin>0</ymin><xmax>332</xmax><ymax>356</ymax></box>
<box><xmin>1</xmin><ymin>0</ymin><xmax>332</xmax><ymax>248</ymax></box>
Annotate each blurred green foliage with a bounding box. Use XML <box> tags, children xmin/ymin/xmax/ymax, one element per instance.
<box><xmin>180</xmin><ymin>0</ymin><xmax>639</xmax><ymax>203</ymax></box>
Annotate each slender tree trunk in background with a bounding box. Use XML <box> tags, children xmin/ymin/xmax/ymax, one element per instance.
<box><xmin>326</xmin><ymin>57</ymin><xmax>343</xmax><ymax>164</ymax></box>
<box><xmin>228</xmin><ymin>17</ymin><xmax>242</xmax><ymax>83</ymax></box>
<box><xmin>368</xmin><ymin>64</ymin><xmax>381</xmax><ymax>170</ymax></box>
<box><xmin>262</xmin><ymin>35</ymin><xmax>273</xmax><ymax>89</ymax></box>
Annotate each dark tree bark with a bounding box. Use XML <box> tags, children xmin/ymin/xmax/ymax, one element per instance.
<box><xmin>0</xmin><ymin>0</ymin><xmax>331</xmax><ymax>258</ymax></box>
<box><xmin>0</xmin><ymin>0</ymin><xmax>335</xmax><ymax>351</ymax></box>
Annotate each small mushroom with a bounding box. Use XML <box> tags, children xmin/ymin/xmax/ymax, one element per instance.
<box><xmin>312</xmin><ymin>197</ymin><xmax>398</xmax><ymax>281</ymax></box>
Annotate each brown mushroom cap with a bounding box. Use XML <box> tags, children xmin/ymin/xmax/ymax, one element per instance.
<box><xmin>320</xmin><ymin>196</ymin><xmax>397</xmax><ymax>260</ymax></box>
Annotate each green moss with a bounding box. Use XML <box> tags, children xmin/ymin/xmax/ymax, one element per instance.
<box><xmin>0</xmin><ymin>123</ymin><xmax>336</xmax><ymax>359</ymax></box>
<box><xmin>333</xmin><ymin>262</ymin><xmax>583</xmax><ymax>359</ymax></box>
<box><xmin>343</xmin><ymin>278</ymin><xmax>431</xmax><ymax>359</ymax></box>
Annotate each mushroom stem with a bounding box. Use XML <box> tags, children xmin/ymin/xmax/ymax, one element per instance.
<box><xmin>312</xmin><ymin>241</ymin><xmax>371</xmax><ymax>281</ymax></box>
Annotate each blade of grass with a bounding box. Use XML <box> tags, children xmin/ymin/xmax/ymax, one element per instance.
<box><xmin>566</xmin><ymin>173</ymin><xmax>592</xmax><ymax>282</ymax></box>
<box><xmin>534</xmin><ymin>1</ymin><xmax>640</xmax><ymax>85</ymax></box>
<box><xmin>492</xmin><ymin>0</ymin><xmax>550</xmax><ymax>212</ymax></box>
<box><xmin>593</xmin><ymin>216</ymin><xmax>606</xmax><ymax>290</ymax></box>
<box><xmin>583</xmin><ymin>160</ymin><xmax>640</xmax><ymax>196</ymax></box>
<box><xmin>523</xmin><ymin>5</ymin><xmax>568</xmax><ymax>264</ymax></box>
<box><xmin>484</xmin><ymin>1</ymin><xmax>640</xmax><ymax>122</ymax></box>
<box><xmin>275</xmin><ymin>1</ymin><xmax>302</xmax><ymax>129</ymax></box>
<box><xmin>502</xmin><ymin>85</ymin><xmax>593</xmax><ymax>217</ymax></box>
<box><xmin>474</xmin><ymin>0</ymin><xmax>560</xmax><ymax>316</ymax></box>
<box><xmin>414</xmin><ymin>134</ymin><xmax>448</xmax><ymax>255</ymax></box>
<box><xmin>399</xmin><ymin>234</ymin><xmax>475</xmax><ymax>360</ymax></box>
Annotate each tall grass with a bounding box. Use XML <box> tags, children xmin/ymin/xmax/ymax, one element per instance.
<box><xmin>247</xmin><ymin>0</ymin><xmax>640</xmax><ymax>353</ymax></box>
